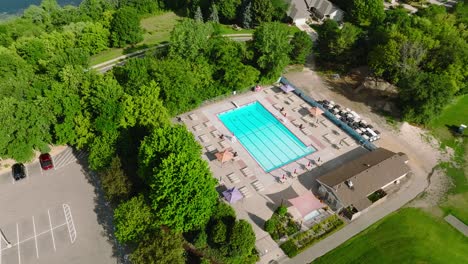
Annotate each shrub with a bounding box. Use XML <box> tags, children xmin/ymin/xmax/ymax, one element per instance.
<box><xmin>264</xmin><ymin>219</ymin><xmax>276</xmax><ymax>234</ymax></box>
<box><xmin>210</xmin><ymin>220</ymin><xmax>227</xmax><ymax>244</ymax></box>
<box><xmin>280</xmin><ymin>240</ymin><xmax>299</xmax><ymax>257</ymax></box>
<box><xmin>276</xmin><ymin>205</ymin><xmax>288</xmax><ymax>216</ymax></box>
<box><xmin>194</xmin><ymin>230</ymin><xmax>208</xmax><ymax>248</ymax></box>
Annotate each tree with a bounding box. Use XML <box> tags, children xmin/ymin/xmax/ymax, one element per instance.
<box><xmin>210</xmin><ymin>220</ymin><xmax>227</xmax><ymax>244</ymax></box>
<box><xmin>121</xmin><ymin>81</ymin><xmax>169</xmax><ymax>128</ymax></box>
<box><xmin>120</xmin><ymin>0</ymin><xmax>161</xmax><ymax>14</ymax></box>
<box><xmin>229</xmin><ymin>220</ymin><xmax>256</xmax><ymax>257</ymax></box>
<box><xmin>349</xmin><ymin>0</ymin><xmax>385</xmax><ymax>26</ymax></box>
<box><xmin>289</xmin><ymin>31</ymin><xmax>313</xmax><ymax>64</ymax></box>
<box><xmin>139</xmin><ymin>126</ymin><xmax>218</xmax><ymax>232</ymax></box>
<box><xmin>130</xmin><ymin>230</ymin><xmax>186</xmax><ymax>264</ymax></box>
<box><xmin>194</xmin><ymin>6</ymin><xmax>204</xmax><ymax>22</ymax></box>
<box><xmin>64</xmin><ymin>22</ymin><xmax>110</xmax><ymax>55</ymax></box>
<box><xmin>271</xmin><ymin>0</ymin><xmax>289</xmax><ymax>21</ymax></box>
<box><xmin>241</xmin><ymin>1</ymin><xmax>253</xmax><ymax>29</ymax></box>
<box><xmin>169</xmin><ymin>19</ymin><xmax>213</xmax><ymax>61</ymax></box>
<box><xmin>209</xmin><ymin>4</ymin><xmax>219</xmax><ymax>23</ymax></box>
<box><xmin>216</xmin><ymin>0</ymin><xmax>241</xmax><ymax>22</ymax></box>
<box><xmin>0</xmin><ymin>98</ymin><xmax>53</xmax><ymax>162</ymax></box>
<box><xmin>114</xmin><ymin>194</ymin><xmax>154</xmax><ymax>243</ymax></box>
<box><xmin>110</xmin><ymin>7</ymin><xmax>143</xmax><ymax>47</ymax></box>
<box><xmin>253</xmin><ymin>22</ymin><xmax>291</xmax><ymax>80</ymax></box>
<box><xmin>252</xmin><ymin>0</ymin><xmax>274</xmax><ymax>25</ymax></box>
<box><xmin>99</xmin><ymin>156</ymin><xmax>132</xmax><ymax>202</ymax></box>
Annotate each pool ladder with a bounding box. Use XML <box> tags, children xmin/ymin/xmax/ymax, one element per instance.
<box><xmin>232</xmin><ymin>101</ymin><xmax>239</xmax><ymax>108</ymax></box>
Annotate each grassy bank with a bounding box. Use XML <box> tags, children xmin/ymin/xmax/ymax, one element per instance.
<box><xmin>428</xmin><ymin>95</ymin><xmax>468</xmax><ymax>223</ymax></box>
<box><xmin>313</xmin><ymin>208</ymin><xmax>468</xmax><ymax>264</ymax></box>
<box><xmin>90</xmin><ymin>12</ymin><xmax>180</xmax><ymax>66</ymax></box>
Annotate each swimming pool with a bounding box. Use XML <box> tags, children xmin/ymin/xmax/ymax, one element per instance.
<box><xmin>218</xmin><ymin>101</ymin><xmax>315</xmax><ymax>172</ymax></box>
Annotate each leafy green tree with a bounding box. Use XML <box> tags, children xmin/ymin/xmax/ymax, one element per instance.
<box><xmin>208</xmin><ymin>37</ymin><xmax>259</xmax><ymax>91</ymax></box>
<box><xmin>216</xmin><ymin>0</ymin><xmax>241</xmax><ymax>22</ymax></box>
<box><xmin>229</xmin><ymin>220</ymin><xmax>256</xmax><ymax>257</ymax></box>
<box><xmin>23</xmin><ymin>5</ymin><xmax>49</xmax><ymax>24</ymax></box>
<box><xmin>88</xmin><ymin>131</ymin><xmax>119</xmax><ymax>170</ymax></box>
<box><xmin>210</xmin><ymin>220</ymin><xmax>227</xmax><ymax>244</ymax></box>
<box><xmin>150</xmin><ymin>58</ymin><xmax>203</xmax><ymax>114</ymax></box>
<box><xmin>209</xmin><ymin>4</ymin><xmax>220</xmax><ymax>23</ymax></box>
<box><xmin>316</xmin><ymin>21</ymin><xmax>362</xmax><ymax>67</ymax></box>
<box><xmin>120</xmin><ymin>0</ymin><xmax>161</xmax><ymax>14</ymax></box>
<box><xmin>64</xmin><ymin>22</ymin><xmax>110</xmax><ymax>55</ymax></box>
<box><xmin>139</xmin><ymin>126</ymin><xmax>218</xmax><ymax>232</ymax></box>
<box><xmin>169</xmin><ymin>19</ymin><xmax>213</xmax><ymax>61</ymax></box>
<box><xmin>253</xmin><ymin>22</ymin><xmax>291</xmax><ymax>80</ymax></box>
<box><xmin>289</xmin><ymin>31</ymin><xmax>313</xmax><ymax>64</ymax></box>
<box><xmin>130</xmin><ymin>230</ymin><xmax>186</xmax><ymax>264</ymax></box>
<box><xmin>0</xmin><ymin>98</ymin><xmax>53</xmax><ymax>162</ymax></box>
<box><xmin>79</xmin><ymin>0</ymin><xmax>113</xmax><ymax>22</ymax></box>
<box><xmin>194</xmin><ymin>6</ymin><xmax>204</xmax><ymax>22</ymax></box>
<box><xmin>252</xmin><ymin>0</ymin><xmax>274</xmax><ymax>25</ymax></box>
<box><xmin>99</xmin><ymin>156</ymin><xmax>132</xmax><ymax>202</ymax></box>
<box><xmin>110</xmin><ymin>7</ymin><xmax>143</xmax><ymax>47</ymax></box>
<box><xmin>241</xmin><ymin>1</ymin><xmax>253</xmax><ymax>28</ymax></box>
<box><xmin>0</xmin><ymin>47</ymin><xmax>34</xmax><ymax>98</ymax></box>
<box><xmin>114</xmin><ymin>194</ymin><xmax>154</xmax><ymax>243</ymax></box>
<box><xmin>113</xmin><ymin>57</ymin><xmax>153</xmax><ymax>93</ymax></box>
<box><xmin>349</xmin><ymin>0</ymin><xmax>385</xmax><ymax>26</ymax></box>
<box><xmin>271</xmin><ymin>0</ymin><xmax>289</xmax><ymax>21</ymax></box>
<box><xmin>121</xmin><ymin>81</ymin><xmax>169</xmax><ymax>128</ymax></box>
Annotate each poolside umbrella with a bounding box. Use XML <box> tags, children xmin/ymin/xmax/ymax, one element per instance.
<box><xmin>223</xmin><ymin>187</ymin><xmax>243</xmax><ymax>203</ymax></box>
<box><xmin>280</xmin><ymin>84</ymin><xmax>295</xmax><ymax>93</ymax></box>
<box><xmin>309</xmin><ymin>106</ymin><xmax>324</xmax><ymax>117</ymax></box>
<box><xmin>215</xmin><ymin>149</ymin><xmax>234</xmax><ymax>164</ymax></box>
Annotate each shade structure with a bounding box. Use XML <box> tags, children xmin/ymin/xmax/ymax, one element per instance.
<box><xmin>288</xmin><ymin>192</ymin><xmax>325</xmax><ymax>217</ymax></box>
<box><xmin>223</xmin><ymin>187</ymin><xmax>243</xmax><ymax>203</ymax></box>
<box><xmin>215</xmin><ymin>149</ymin><xmax>234</xmax><ymax>164</ymax></box>
<box><xmin>281</xmin><ymin>84</ymin><xmax>295</xmax><ymax>93</ymax></box>
<box><xmin>309</xmin><ymin>106</ymin><xmax>324</xmax><ymax>117</ymax></box>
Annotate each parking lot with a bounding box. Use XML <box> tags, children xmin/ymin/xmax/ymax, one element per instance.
<box><xmin>0</xmin><ymin>204</ymin><xmax>76</xmax><ymax>264</ymax></box>
<box><xmin>0</xmin><ymin>147</ymin><xmax>116</xmax><ymax>264</ymax></box>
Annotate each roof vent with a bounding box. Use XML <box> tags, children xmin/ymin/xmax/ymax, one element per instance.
<box><xmin>345</xmin><ymin>180</ymin><xmax>354</xmax><ymax>189</ymax></box>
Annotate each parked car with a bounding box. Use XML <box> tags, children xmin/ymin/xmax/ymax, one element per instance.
<box><xmin>39</xmin><ymin>153</ymin><xmax>54</xmax><ymax>170</ymax></box>
<box><xmin>12</xmin><ymin>163</ymin><xmax>26</xmax><ymax>181</ymax></box>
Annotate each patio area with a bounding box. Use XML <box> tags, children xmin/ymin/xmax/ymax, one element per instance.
<box><xmin>177</xmin><ymin>85</ymin><xmax>364</xmax><ymax>261</ymax></box>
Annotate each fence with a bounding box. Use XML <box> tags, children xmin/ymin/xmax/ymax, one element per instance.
<box><xmin>280</xmin><ymin>77</ymin><xmax>377</xmax><ymax>151</ymax></box>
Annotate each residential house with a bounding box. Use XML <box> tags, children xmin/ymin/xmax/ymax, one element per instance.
<box><xmin>307</xmin><ymin>0</ymin><xmax>344</xmax><ymax>22</ymax></box>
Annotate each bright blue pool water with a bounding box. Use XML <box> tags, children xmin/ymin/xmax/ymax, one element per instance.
<box><xmin>218</xmin><ymin>101</ymin><xmax>315</xmax><ymax>172</ymax></box>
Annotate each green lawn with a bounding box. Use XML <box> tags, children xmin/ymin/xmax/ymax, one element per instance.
<box><xmin>313</xmin><ymin>208</ymin><xmax>468</xmax><ymax>264</ymax></box>
<box><xmin>427</xmin><ymin>95</ymin><xmax>468</xmax><ymax>223</ymax></box>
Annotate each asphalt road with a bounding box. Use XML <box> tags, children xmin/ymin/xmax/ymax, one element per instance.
<box><xmin>0</xmin><ymin>148</ymin><xmax>118</xmax><ymax>264</ymax></box>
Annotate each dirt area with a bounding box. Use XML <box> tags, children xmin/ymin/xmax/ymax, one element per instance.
<box><xmin>284</xmin><ymin>66</ymin><xmax>451</xmax><ymax>210</ymax></box>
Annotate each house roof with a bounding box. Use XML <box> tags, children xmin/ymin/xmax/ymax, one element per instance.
<box><xmin>308</xmin><ymin>0</ymin><xmax>343</xmax><ymax>18</ymax></box>
<box><xmin>286</xmin><ymin>0</ymin><xmax>310</xmax><ymax>21</ymax></box>
<box><xmin>317</xmin><ymin>148</ymin><xmax>410</xmax><ymax>208</ymax></box>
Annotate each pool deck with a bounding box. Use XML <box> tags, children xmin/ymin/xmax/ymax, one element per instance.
<box><xmin>178</xmin><ymin>86</ymin><xmax>364</xmax><ymax>262</ymax></box>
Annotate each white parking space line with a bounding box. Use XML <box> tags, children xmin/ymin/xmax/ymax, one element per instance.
<box><xmin>0</xmin><ymin>223</ymin><xmax>67</xmax><ymax>252</ymax></box>
<box><xmin>63</xmin><ymin>204</ymin><xmax>77</xmax><ymax>243</ymax></box>
<box><xmin>32</xmin><ymin>216</ymin><xmax>39</xmax><ymax>259</ymax></box>
<box><xmin>16</xmin><ymin>223</ymin><xmax>21</xmax><ymax>264</ymax></box>
<box><xmin>47</xmin><ymin>210</ymin><xmax>56</xmax><ymax>252</ymax></box>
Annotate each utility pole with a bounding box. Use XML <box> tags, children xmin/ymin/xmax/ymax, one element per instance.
<box><xmin>0</xmin><ymin>228</ymin><xmax>12</xmax><ymax>248</ymax></box>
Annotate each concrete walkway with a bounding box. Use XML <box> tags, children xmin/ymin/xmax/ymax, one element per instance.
<box><xmin>445</xmin><ymin>215</ymin><xmax>468</xmax><ymax>236</ymax></box>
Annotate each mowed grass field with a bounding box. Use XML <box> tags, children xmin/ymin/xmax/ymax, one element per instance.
<box><xmin>428</xmin><ymin>95</ymin><xmax>468</xmax><ymax>223</ymax></box>
<box><xmin>313</xmin><ymin>208</ymin><xmax>468</xmax><ymax>264</ymax></box>
<box><xmin>90</xmin><ymin>12</ymin><xmax>181</xmax><ymax>66</ymax></box>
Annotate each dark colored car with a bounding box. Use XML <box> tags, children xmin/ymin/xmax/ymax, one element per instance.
<box><xmin>39</xmin><ymin>153</ymin><xmax>54</xmax><ymax>170</ymax></box>
<box><xmin>12</xmin><ymin>163</ymin><xmax>26</xmax><ymax>181</ymax></box>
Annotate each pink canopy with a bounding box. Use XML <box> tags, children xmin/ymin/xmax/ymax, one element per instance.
<box><xmin>288</xmin><ymin>192</ymin><xmax>325</xmax><ymax>217</ymax></box>
<box><xmin>309</xmin><ymin>106</ymin><xmax>324</xmax><ymax>117</ymax></box>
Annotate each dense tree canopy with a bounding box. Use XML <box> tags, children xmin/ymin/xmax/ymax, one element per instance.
<box><xmin>110</xmin><ymin>7</ymin><xmax>143</xmax><ymax>47</ymax></box>
<box><xmin>349</xmin><ymin>0</ymin><xmax>385</xmax><ymax>26</ymax></box>
<box><xmin>139</xmin><ymin>126</ymin><xmax>218</xmax><ymax>232</ymax></box>
<box><xmin>253</xmin><ymin>22</ymin><xmax>292</xmax><ymax>80</ymax></box>
<box><xmin>130</xmin><ymin>230</ymin><xmax>186</xmax><ymax>264</ymax></box>
<box><xmin>290</xmin><ymin>31</ymin><xmax>313</xmax><ymax>64</ymax></box>
<box><xmin>114</xmin><ymin>194</ymin><xmax>154</xmax><ymax>243</ymax></box>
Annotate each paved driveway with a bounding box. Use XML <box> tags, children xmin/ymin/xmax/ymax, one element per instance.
<box><xmin>0</xmin><ymin>148</ymin><xmax>118</xmax><ymax>264</ymax></box>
